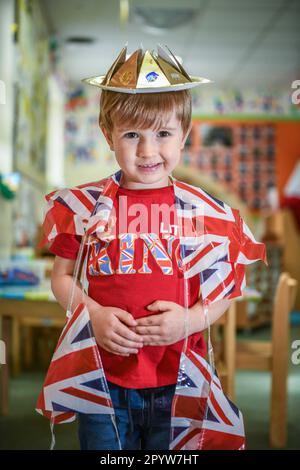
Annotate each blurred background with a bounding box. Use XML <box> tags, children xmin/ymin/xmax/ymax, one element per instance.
<box><xmin>0</xmin><ymin>0</ymin><xmax>299</xmax><ymax>450</ymax></box>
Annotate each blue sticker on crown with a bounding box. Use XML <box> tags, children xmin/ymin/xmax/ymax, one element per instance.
<box><xmin>146</xmin><ymin>71</ymin><xmax>159</xmax><ymax>82</ymax></box>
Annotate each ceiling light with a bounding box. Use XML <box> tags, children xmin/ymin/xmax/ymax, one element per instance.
<box><xmin>133</xmin><ymin>7</ymin><xmax>198</xmax><ymax>34</ymax></box>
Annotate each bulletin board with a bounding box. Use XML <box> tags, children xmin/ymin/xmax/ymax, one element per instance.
<box><xmin>183</xmin><ymin>117</ymin><xmax>300</xmax><ymax>317</ymax></box>
<box><xmin>185</xmin><ymin>119</ymin><xmax>300</xmax><ymax>215</ymax></box>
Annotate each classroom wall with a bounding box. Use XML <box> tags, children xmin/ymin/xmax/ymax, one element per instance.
<box><xmin>0</xmin><ymin>0</ymin><xmax>15</xmax><ymax>258</ymax></box>
<box><xmin>276</xmin><ymin>122</ymin><xmax>300</xmax><ymax>202</ymax></box>
<box><xmin>63</xmin><ymin>85</ymin><xmax>119</xmax><ymax>188</ymax></box>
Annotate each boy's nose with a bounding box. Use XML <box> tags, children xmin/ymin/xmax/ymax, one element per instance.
<box><xmin>136</xmin><ymin>138</ymin><xmax>158</xmax><ymax>158</ymax></box>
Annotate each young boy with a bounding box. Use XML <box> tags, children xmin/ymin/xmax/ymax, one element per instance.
<box><xmin>38</xmin><ymin>45</ymin><xmax>266</xmax><ymax>450</ymax></box>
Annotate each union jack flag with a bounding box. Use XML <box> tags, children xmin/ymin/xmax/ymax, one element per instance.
<box><xmin>36</xmin><ymin>168</ymin><xmax>266</xmax><ymax>449</ymax></box>
<box><xmin>173</xmin><ymin>178</ymin><xmax>267</xmax><ymax>302</ymax></box>
<box><xmin>170</xmin><ymin>348</ymin><xmax>245</xmax><ymax>450</ymax></box>
<box><xmin>36</xmin><ymin>302</ymin><xmax>114</xmax><ymax>424</ymax></box>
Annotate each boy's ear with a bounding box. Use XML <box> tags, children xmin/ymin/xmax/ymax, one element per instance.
<box><xmin>100</xmin><ymin>125</ymin><xmax>114</xmax><ymax>151</ymax></box>
<box><xmin>180</xmin><ymin>123</ymin><xmax>192</xmax><ymax>150</ymax></box>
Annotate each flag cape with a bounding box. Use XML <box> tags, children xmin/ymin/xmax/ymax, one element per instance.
<box><xmin>36</xmin><ymin>169</ymin><xmax>267</xmax><ymax>449</ymax></box>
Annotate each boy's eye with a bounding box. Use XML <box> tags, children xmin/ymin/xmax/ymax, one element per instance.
<box><xmin>158</xmin><ymin>131</ymin><xmax>171</xmax><ymax>137</ymax></box>
<box><xmin>124</xmin><ymin>132</ymin><xmax>138</xmax><ymax>139</ymax></box>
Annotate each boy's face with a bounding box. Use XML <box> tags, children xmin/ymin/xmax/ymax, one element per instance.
<box><xmin>101</xmin><ymin>108</ymin><xmax>191</xmax><ymax>189</ymax></box>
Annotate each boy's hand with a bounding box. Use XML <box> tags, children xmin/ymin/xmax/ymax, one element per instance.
<box><xmin>133</xmin><ymin>300</ymin><xmax>190</xmax><ymax>346</ymax></box>
<box><xmin>89</xmin><ymin>305</ymin><xmax>144</xmax><ymax>356</ymax></box>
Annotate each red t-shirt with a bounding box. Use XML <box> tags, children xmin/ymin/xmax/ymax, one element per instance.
<box><xmin>49</xmin><ymin>184</ymin><xmax>206</xmax><ymax>388</ymax></box>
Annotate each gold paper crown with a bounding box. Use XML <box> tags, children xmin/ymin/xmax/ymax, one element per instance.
<box><xmin>82</xmin><ymin>43</ymin><xmax>211</xmax><ymax>94</ymax></box>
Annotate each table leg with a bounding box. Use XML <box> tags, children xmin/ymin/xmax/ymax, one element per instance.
<box><xmin>0</xmin><ymin>316</ymin><xmax>10</xmax><ymax>415</ymax></box>
<box><xmin>23</xmin><ymin>325</ymin><xmax>33</xmax><ymax>369</ymax></box>
<box><xmin>12</xmin><ymin>317</ymin><xmax>21</xmax><ymax>376</ymax></box>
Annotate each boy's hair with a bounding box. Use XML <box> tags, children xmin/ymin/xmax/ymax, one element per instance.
<box><xmin>99</xmin><ymin>89</ymin><xmax>192</xmax><ymax>137</ymax></box>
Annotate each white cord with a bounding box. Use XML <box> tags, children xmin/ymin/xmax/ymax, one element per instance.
<box><xmin>66</xmin><ymin>231</ymin><xmax>88</xmax><ymax>318</ymax></box>
<box><xmin>203</xmin><ymin>302</ymin><xmax>215</xmax><ymax>371</ymax></box>
<box><xmin>50</xmin><ymin>417</ymin><xmax>56</xmax><ymax>450</ymax></box>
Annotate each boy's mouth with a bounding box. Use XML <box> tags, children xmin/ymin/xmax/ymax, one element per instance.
<box><xmin>137</xmin><ymin>162</ymin><xmax>162</xmax><ymax>172</ymax></box>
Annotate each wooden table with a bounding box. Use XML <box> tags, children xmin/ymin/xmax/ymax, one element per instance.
<box><xmin>0</xmin><ymin>298</ymin><xmax>64</xmax><ymax>415</ymax></box>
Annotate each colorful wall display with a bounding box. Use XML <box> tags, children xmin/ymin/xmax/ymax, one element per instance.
<box><xmin>191</xmin><ymin>87</ymin><xmax>300</xmax><ymax>119</ymax></box>
<box><xmin>186</xmin><ymin>121</ymin><xmax>277</xmax><ymax>213</ymax></box>
<box><xmin>183</xmin><ymin>119</ymin><xmax>300</xmax><ymax>215</ymax></box>
<box><xmin>64</xmin><ymin>84</ymin><xmax>118</xmax><ymax>187</ymax></box>
<box><xmin>14</xmin><ymin>0</ymin><xmax>49</xmax><ymax>186</ymax></box>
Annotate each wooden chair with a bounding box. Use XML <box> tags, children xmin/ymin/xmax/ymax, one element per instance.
<box><xmin>211</xmin><ymin>301</ymin><xmax>237</xmax><ymax>401</ymax></box>
<box><xmin>236</xmin><ymin>272</ymin><xmax>298</xmax><ymax>448</ymax></box>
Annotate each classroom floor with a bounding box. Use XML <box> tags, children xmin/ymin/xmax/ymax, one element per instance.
<box><xmin>0</xmin><ymin>325</ymin><xmax>299</xmax><ymax>450</ymax></box>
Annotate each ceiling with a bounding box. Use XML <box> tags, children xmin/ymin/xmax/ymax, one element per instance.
<box><xmin>40</xmin><ymin>0</ymin><xmax>300</xmax><ymax>89</ymax></box>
